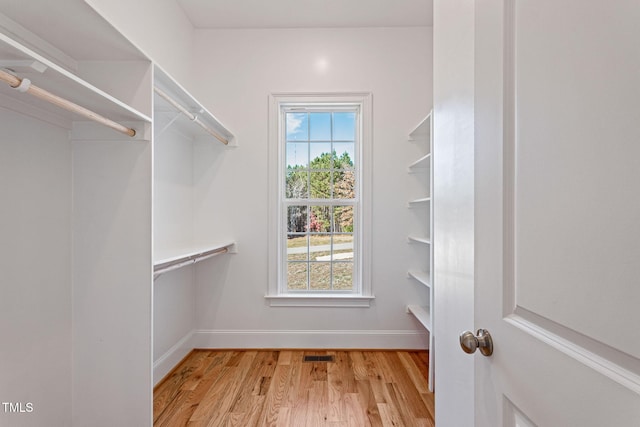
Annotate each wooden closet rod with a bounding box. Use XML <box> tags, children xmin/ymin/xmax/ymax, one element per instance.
<box><xmin>153</xmin><ymin>86</ymin><xmax>229</xmax><ymax>145</ymax></box>
<box><xmin>0</xmin><ymin>69</ymin><xmax>136</xmax><ymax>137</ymax></box>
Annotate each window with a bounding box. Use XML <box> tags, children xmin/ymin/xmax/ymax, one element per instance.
<box><xmin>267</xmin><ymin>93</ymin><xmax>373</xmax><ymax>307</ymax></box>
<box><xmin>285</xmin><ymin>108</ymin><xmax>357</xmax><ymax>291</ymax></box>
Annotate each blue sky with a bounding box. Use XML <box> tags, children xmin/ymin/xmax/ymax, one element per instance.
<box><xmin>286</xmin><ymin>112</ymin><xmax>356</xmax><ymax>168</ymax></box>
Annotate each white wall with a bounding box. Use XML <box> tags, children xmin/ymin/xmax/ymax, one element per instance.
<box><xmin>0</xmin><ymin>109</ymin><xmax>72</xmax><ymax>426</ymax></box>
<box><xmin>71</xmin><ymin>122</ymin><xmax>153</xmax><ymax>427</ymax></box>
<box><xmin>84</xmin><ymin>0</ymin><xmax>195</xmax><ymax>88</ymax></box>
<box><xmin>153</xmin><ymin>268</ymin><xmax>195</xmax><ymax>383</ymax></box>
<box><xmin>152</xmin><ymin>124</ymin><xmax>197</xmax><ymax>384</ymax></box>
<box><xmin>154</xmin><ymin>126</ymin><xmax>196</xmax><ymax>254</ymax></box>
<box><xmin>188</xmin><ymin>27</ymin><xmax>433</xmax><ymax>348</ymax></box>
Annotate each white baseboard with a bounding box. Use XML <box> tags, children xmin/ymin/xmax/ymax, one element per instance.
<box><xmin>153</xmin><ymin>330</ymin><xmax>195</xmax><ymax>386</ymax></box>
<box><xmin>189</xmin><ymin>329</ymin><xmax>429</xmax><ymax>349</ymax></box>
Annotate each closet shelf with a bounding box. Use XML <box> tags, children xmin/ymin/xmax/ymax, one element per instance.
<box><xmin>407</xmin><ymin>305</ymin><xmax>432</xmax><ymax>331</ymax></box>
<box><xmin>408</xmin><ymin>235</ymin><xmax>431</xmax><ymax>245</ymax></box>
<box><xmin>154</xmin><ymin>65</ymin><xmax>235</xmax><ymax>145</ymax></box>
<box><xmin>154</xmin><ymin>241</ymin><xmax>236</xmax><ymax>277</ymax></box>
<box><xmin>408</xmin><ymin>270</ymin><xmax>431</xmax><ymax>288</ymax></box>
<box><xmin>406</xmin><ymin>110</ymin><xmax>434</xmax><ymax>393</ymax></box>
<box><xmin>0</xmin><ymin>32</ymin><xmax>151</xmax><ymax>126</ymax></box>
<box><xmin>408</xmin><ymin>153</ymin><xmax>431</xmax><ymax>170</ymax></box>
<box><xmin>408</xmin><ymin>113</ymin><xmax>432</xmax><ymax>141</ymax></box>
<box><xmin>408</xmin><ymin>197</ymin><xmax>431</xmax><ymax>207</ymax></box>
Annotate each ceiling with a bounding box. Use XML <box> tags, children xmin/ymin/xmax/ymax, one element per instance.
<box><xmin>177</xmin><ymin>0</ymin><xmax>433</xmax><ymax>29</ymax></box>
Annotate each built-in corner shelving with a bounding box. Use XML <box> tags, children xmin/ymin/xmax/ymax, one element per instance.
<box><xmin>406</xmin><ymin>111</ymin><xmax>434</xmax><ymax>391</ymax></box>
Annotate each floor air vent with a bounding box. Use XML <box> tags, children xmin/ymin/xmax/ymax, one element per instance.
<box><xmin>303</xmin><ymin>355</ymin><xmax>335</xmax><ymax>362</ymax></box>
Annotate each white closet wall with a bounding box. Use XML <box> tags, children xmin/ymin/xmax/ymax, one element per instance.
<box><xmin>85</xmin><ymin>0</ymin><xmax>196</xmax><ymax>90</ymax></box>
<box><xmin>0</xmin><ymin>110</ymin><xmax>72</xmax><ymax>426</ymax></box>
<box><xmin>152</xmin><ymin>93</ymin><xmax>199</xmax><ymax>384</ymax></box>
<box><xmin>71</xmin><ymin>122</ymin><xmax>152</xmax><ymax>427</ymax></box>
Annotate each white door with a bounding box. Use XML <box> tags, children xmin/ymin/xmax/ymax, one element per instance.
<box><xmin>435</xmin><ymin>0</ymin><xmax>640</xmax><ymax>426</ymax></box>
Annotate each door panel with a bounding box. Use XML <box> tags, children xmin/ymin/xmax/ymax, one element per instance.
<box><xmin>475</xmin><ymin>0</ymin><xmax>640</xmax><ymax>426</ymax></box>
<box><xmin>512</xmin><ymin>0</ymin><xmax>640</xmax><ymax>358</ymax></box>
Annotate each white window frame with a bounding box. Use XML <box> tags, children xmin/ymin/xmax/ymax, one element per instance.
<box><xmin>266</xmin><ymin>93</ymin><xmax>373</xmax><ymax>307</ymax></box>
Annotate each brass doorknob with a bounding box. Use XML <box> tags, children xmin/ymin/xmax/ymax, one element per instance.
<box><xmin>459</xmin><ymin>329</ymin><xmax>493</xmax><ymax>356</ymax></box>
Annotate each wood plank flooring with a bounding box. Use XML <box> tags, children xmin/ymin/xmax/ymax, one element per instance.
<box><xmin>154</xmin><ymin>350</ymin><xmax>434</xmax><ymax>427</ymax></box>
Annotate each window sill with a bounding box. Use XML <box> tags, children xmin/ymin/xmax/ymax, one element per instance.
<box><xmin>265</xmin><ymin>294</ymin><xmax>375</xmax><ymax>307</ymax></box>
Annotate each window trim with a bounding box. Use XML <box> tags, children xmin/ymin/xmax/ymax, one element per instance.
<box><xmin>267</xmin><ymin>93</ymin><xmax>373</xmax><ymax>307</ymax></box>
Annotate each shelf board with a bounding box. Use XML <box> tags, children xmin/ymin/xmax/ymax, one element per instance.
<box><xmin>408</xmin><ymin>112</ymin><xmax>432</xmax><ymax>141</ymax></box>
<box><xmin>154</xmin><ymin>241</ymin><xmax>236</xmax><ymax>275</ymax></box>
<box><xmin>408</xmin><ymin>197</ymin><xmax>431</xmax><ymax>207</ymax></box>
<box><xmin>408</xmin><ymin>235</ymin><xmax>431</xmax><ymax>245</ymax></box>
<box><xmin>154</xmin><ymin>65</ymin><xmax>235</xmax><ymax>145</ymax></box>
<box><xmin>407</xmin><ymin>305</ymin><xmax>432</xmax><ymax>331</ymax></box>
<box><xmin>408</xmin><ymin>153</ymin><xmax>431</xmax><ymax>170</ymax></box>
<box><xmin>408</xmin><ymin>270</ymin><xmax>431</xmax><ymax>288</ymax></box>
<box><xmin>0</xmin><ymin>32</ymin><xmax>151</xmax><ymax>126</ymax></box>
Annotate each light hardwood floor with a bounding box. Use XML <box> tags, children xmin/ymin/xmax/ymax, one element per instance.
<box><xmin>154</xmin><ymin>350</ymin><xmax>434</xmax><ymax>427</ymax></box>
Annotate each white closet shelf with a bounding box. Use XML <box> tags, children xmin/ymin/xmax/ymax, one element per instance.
<box><xmin>408</xmin><ymin>270</ymin><xmax>431</xmax><ymax>288</ymax></box>
<box><xmin>408</xmin><ymin>153</ymin><xmax>431</xmax><ymax>170</ymax></box>
<box><xmin>0</xmin><ymin>33</ymin><xmax>151</xmax><ymax>125</ymax></box>
<box><xmin>408</xmin><ymin>235</ymin><xmax>431</xmax><ymax>245</ymax></box>
<box><xmin>154</xmin><ymin>242</ymin><xmax>236</xmax><ymax>277</ymax></box>
<box><xmin>408</xmin><ymin>113</ymin><xmax>432</xmax><ymax>141</ymax></box>
<box><xmin>154</xmin><ymin>65</ymin><xmax>235</xmax><ymax>145</ymax></box>
<box><xmin>407</xmin><ymin>305</ymin><xmax>432</xmax><ymax>331</ymax></box>
<box><xmin>406</xmin><ymin>110</ymin><xmax>434</xmax><ymax>393</ymax></box>
<box><xmin>408</xmin><ymin>197</ymin><xmax>431</xmax><ymax>207</ymax></box>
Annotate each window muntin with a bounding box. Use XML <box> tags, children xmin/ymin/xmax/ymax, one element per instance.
<box><xmin>282</xmin><ymin>107</ymin><xmax>359</xmax><ymax>293</ymax></box>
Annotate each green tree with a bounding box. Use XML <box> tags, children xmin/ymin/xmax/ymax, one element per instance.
<box><xmin>334</xmin><ymin>170</ymin><xmax>355</xmax><ymax>232</ymax></box>
<box><xmin>285</xmin><ymin>150</ymin><xmax>354</xmax><ymax>232</ymax></box>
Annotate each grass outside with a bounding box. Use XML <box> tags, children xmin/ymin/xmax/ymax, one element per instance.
<box><xmin>287</xmin><ymin>234</ymin><xmax>353</xmax><ymax>248</ymax></box>
<box><xmin>286</xmin><ymin>234</ymin><xmax>353</xmax><ymax>290</ymax></box>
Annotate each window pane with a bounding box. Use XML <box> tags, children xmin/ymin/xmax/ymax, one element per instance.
<box><xmin>333</xmin><ymin>262</ymin><xmax>353</xmax><ymax>290</ymax></box>
<box><xmin>287</xmin><ymin>234</ymin><xmax>308</xmax><ymax>261</ymax></box>
<box><xmin>287</xmin><ymin>262</ymin><xmax>308</xmax><ymax>290</ymax></box>
<box><xmin>309</xmin><ymin>206</ymin><xmax>331</xmax><ymax>232</ymax></box>
<box><xmin>333</xmin><ymin>143</ymin><xmax>355</xmax><ymax>170</ymax></box>
<box><xmin>310</xmin><ymin>112</ymin><xmax>331</xmax><ymax>141</ymax></box>
<box><xmin>310</xmin><ymin>171</ymin><xmax>332</xmax><ymax>198</ymax></box>
<box><xmin>333</xmin><ymin>206</ymin><xmax>354</xmax><ymax>232</ymax></box>
<box><xmin>286</xmin><ymin>112</ymin><xmax>308</xmax><ymax>141</ymax></box>
<box><xmin>287</xmin><ymin>205</ymin><xmax>308</xmax><ymax>233</ymax></box>
<box><xmin>309</xmin><ymin>143</ymin><xmax>332</xmax><ymax>168</ymax></box>
<box><xmin>286</xmin><ymin>169</ymin><xmax>308</xmax><ymax>198</ymax></box>
<box><xmin>333</xmin><ymin>171</ymin><xmax>355</xmax><ymax>200</ymax></box>
<box><xmin>332</xmin><ymin>234</ymin><xmax>354</xmax><ymax>259</ymax></box>
<box><xmin>309</xmin><ymin>234</ymin><xmax>331</xmax><ymax>263</ymax></box>
<box><xmin>332</xmin><ymin>112</ymin><xmax>356</xmax><ymax>141</ymax></box>
<box><xmin>286</xmin><ymin>142</ymin><xmax>308</xmax><ymax>168</ymax></box>
<box><xmin>310</xmin><ymin>262</ymin><xmax>331</xmax><ymax>290</ymax></box>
